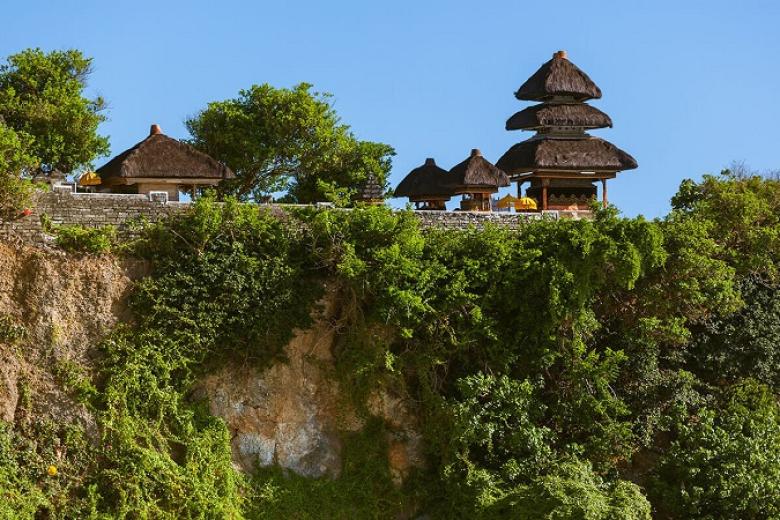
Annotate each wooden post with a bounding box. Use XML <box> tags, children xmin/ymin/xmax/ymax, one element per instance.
<box><xmin>541</xmin><ymin>179</ymin><xmax>549</xmax><ymax>211</ymax></box>
<box><xmin>601</xmin><ymin>179</ymin><xmax>608</xmax><ymax>208</ymax></box>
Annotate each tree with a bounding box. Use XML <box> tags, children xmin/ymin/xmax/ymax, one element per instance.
<box><xmin>0</xmin><ymin>48</ymin><xmax>109</xmax><ymax>175</ymax></box>
<box><xmin>0</xmin><ymin>121</ymin><xmax>37</xmax><ymax>217</ymax></box>
<box><xmin>653</xmin><ymin>381</ymin><xmax>780</xmax><ymax>519</ymax></box>
<box><xmin>185</xmin><ymin>83</ymin><xmax>394</xmax><ymax>203</ymax></box>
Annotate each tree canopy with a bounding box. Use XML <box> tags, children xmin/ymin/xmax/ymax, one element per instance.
<box><xmin>0</xmin><ymin>48</ymin><xmax>109</xmax><ymax>175</ymax></box>
<box><xmin>185</xmin><ymin>82</ymin><xmax>394</xmax><ymax>203</ymax></box>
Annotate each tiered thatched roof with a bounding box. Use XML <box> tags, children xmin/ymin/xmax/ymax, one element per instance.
<box><xmin>506</xmin><ymin>103</ymin><xmax>612</xmax><ymax>131</ymax></box>
<box><xmin>356</xmin><ymin>172</ymin><xmax>385</xmax><ymax>201</ymax></box>
<box><xmin>497</xmin><ymin>136</ymin><xmax>638</xmax><ymax>173</ymax></box>
<box><xmin>448</xmin><ymin>149</ymin><xmax>509</xmax><ymax>192</ymax></box>
<box><xmin>515</xmin><ymin>51</ymin><xmax>602</xmax><ymax>102</ymax></box>
<box><xmin>97</xmin><ymin>125</ymin><xmax>233</xmax><ymax>182</ymax></box>
<box><xmin>394</xmin><ymin>158</ymin><xmax>452</xmax><ymax>200</ymax></box>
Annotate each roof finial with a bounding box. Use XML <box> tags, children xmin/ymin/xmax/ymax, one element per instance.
<box><xmin>424</xmin><ymin>158</ymin><xmax>436</xmax><ymax>165</ymax></box>
<box><xmin>150</xmin><ymin>124</ymin><xmax>162</xmax><ymax>136</ymax></box>
<box><xmin>554</xmin><ymin>50</ymin><xmax>568</xmax><ymax>60</ymax></box>
<box><xmin>470</xmin><ymin>148</ymin><xmax>482</xmax><ymax>157</ymax></box>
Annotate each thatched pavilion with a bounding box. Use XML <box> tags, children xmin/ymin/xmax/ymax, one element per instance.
<box><xmin>394</xmin><ymin>158</ymin><xmax>453</xmax><ymax>210</ymax></box>
<box><xmin>94</xmin><ymin>124</ymin><xmax>233</xmax><ymax>201</ymax></box>
<box><xmin>449</xmin><ymin>149</ymin><xmax>510</xmax><ymax>211</ymax></box>
<box><xmin>497</xmin><ymin>51</ymin><xmax>637</xmax><ymax>211</ymax></box>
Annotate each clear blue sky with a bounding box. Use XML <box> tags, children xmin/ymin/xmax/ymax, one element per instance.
<box><xmin>2</xmin><ymin>0</ymin><xmax>779</xmax><ymax>217</ymax></box>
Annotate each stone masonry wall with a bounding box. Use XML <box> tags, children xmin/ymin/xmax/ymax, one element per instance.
<box><xmin>0</xmin><ymin>188</ymin><xmax>587</xmax><ymax>246</ymax></box>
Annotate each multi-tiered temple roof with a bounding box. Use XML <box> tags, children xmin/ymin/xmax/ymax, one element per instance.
<box><xmin>394</xmin><ymin>50</ymin><xmax>637</xmax><ymax>213</ymax></box>
<box><xmin>497</xmin><ymin>51</ymin><xmax>637</xmax><ymax>211</ymax></box>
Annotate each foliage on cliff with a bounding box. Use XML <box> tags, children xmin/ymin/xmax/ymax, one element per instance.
<box><xmin>1</xmin><ymin>172</ymin><xmax>780</xmax><ymax>519</ymax></box>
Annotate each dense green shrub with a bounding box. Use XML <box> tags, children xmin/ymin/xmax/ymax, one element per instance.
<box><xmin>2</xmin><ymin>174</ymin><xmax>780</xmax><ymax>518</ymax></box>
<box><xmin>653</xmin><ymin>381</ymin><xmax>780</xmax><ymax>519</ymax></box>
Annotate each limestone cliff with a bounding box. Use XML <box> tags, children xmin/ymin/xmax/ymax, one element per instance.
<box><xmin>0</xmin><ymin>243</ymin><xmax>422</xmax><ymax>483</ymax></box>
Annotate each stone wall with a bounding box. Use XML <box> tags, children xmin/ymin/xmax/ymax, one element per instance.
<box><xmin>0</xmin><ymin>188</ymin><xmax>589</xmax><ymax>246</ymax></box>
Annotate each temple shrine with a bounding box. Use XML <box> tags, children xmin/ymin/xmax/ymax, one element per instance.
<box><xmin>394</xmin><ymin>50</ymin><xmax>637</xmax><ymax>213</ymax></box>
<box><xmin>497</xmin><ymin>50</ymin><xmax>637</xmax><ymax>211</ymax></box>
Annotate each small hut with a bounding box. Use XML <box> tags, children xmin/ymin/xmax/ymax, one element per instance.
<box><xmin>354</xmin><ymin>173</ymin><xmax>385</xmax><ymax>206</ymax></box>
<box><xmin>95</xmin><ymin>124</ymin><xmax>233</xmax><ymax>201</ymax></box>
<box><xmin>497</xmin><ymin>51</ymin><xmax>637</xmax><ymax>211</ymax></box>
<box><xmin>449</xmin><ymin>149</ymin><xmax>509</xmax><ymax>211</ymax></box>
<box><xmin>394</xmin><ymin>158</ymin><xmax>453</xmax><ymax>210</ymax></box>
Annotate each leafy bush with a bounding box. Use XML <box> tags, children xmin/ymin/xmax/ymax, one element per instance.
<box><xmin>51</xmin><ymin>223</ymin><xmax>116</xmax><ymax>254</ymax></box>
<box><xmin>653</xmin><ymin>380</ymin><xmax>780</xmax><ymax>519</ymax></box>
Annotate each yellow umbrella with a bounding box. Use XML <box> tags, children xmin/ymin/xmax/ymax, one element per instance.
<box><xmin>78</xmin><ymin>171</ymin><xmax>101</xmax><ymax>186</ymax></box>
<box><xmin>497</xmin><ymin>194</ymin><xmax>520</xmax><ymax>209</ymax></box>
<box><xmin>516</xmin><ymin>196</ymin><xmax>538</xmax><ymax>211</ymax></box>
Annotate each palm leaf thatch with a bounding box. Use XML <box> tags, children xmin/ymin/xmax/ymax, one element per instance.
<box><xmin>515</xmin><ymin>51</ymin><xmax>602</xmax><ymax>102</ymax></box>
<box><xmin>506</xmin><ymin>103</ymin><xmax>612</xmax><ymax>131</ymax></box>
<box><xmin>496</xmin><ymin>137</ymin><xmax>637</xmax><ymax>174</ymax></box>
<box><xmin>97</xmin><ymin>125</ymin><xmax>233</xmax><ymax>181</ymax></box>
<box><xmin>449</xmin><ymin>149</ymin><xmax>510</xmax><ymax>192</ymax></box>
<box><xmin>394</xmin><ymin>158</ymin><xmax>453</xmax><ymax>200</ymax></box>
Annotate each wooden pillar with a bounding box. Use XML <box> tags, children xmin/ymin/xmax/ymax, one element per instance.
<box><xmin>601</xmin><ymin>179</ymin><xmax>608</xmax><ymax>208</ymax></box>
<box><xmin>541</xmin><ymin>179</ymin><xmax>549</xmax><ymax>211</ymax></box>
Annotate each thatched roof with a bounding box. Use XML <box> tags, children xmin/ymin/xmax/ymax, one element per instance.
<box><xmin>506</xmin><ymin>103</ymin><xmax>612</xmax><ymax>131</ymax></box>
<box><xmin>497</xmin><ymin>136</ymin><xmax>638</xmax><ymax>173</ymax></box>
<box><xmin>515</xmin><ymin>51</ymin><xmax>602</xmax><ymax>102</ymax></box>
<box><xmin>97</xmin><ymin>125</ymin><xmax>233</xmax><ymax>181</ymax></box>
<box><xmin>449</xmin><ymin>149</ymin><xmax>510</xmax><ymax>192</ymax></box>
<box><xmin>394</xmin><ymin>158</ymin><xmax>453</xmax><ymax>200</ymax></box>
<box><xmin>356</xmin><ymin>172</ymin><xmax>385</xmax><ymax>201</ymax></box>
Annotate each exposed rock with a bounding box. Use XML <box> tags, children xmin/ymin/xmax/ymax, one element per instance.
<box><xmin>199</xmin><ymin>287</ymin><xmax>360</xmax><ymax>478</ymax></box>
<box><xmin>0</xmin><ymin>242</ymin><xmax>140</xmax><ymax>426</ymax></box>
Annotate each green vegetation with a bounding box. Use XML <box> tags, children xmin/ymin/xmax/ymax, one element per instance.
<box><xmin>0</xmin><ymin>48</ymin><xmax>108</xmax><ymax>218</ymax></box>
<box><xmin>0</xmin><ymin>48</ymin><xmax>109</xmax><ymax>175</ymax></box>
<box><xmin>1</xmin><ymin>172</ymin><xmax>780</xmax><ymax>518</ymax></box>
<box><xmin>185</xmin><ymin>83</ymin><xmax>394</xmax><ymax>203</ymax></box>
<box><xmin>53</xmin><ymin>224</ymin><xmax>117</xmax><ymax>255</ymax></box>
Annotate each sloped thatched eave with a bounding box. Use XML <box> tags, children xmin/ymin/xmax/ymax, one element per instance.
<box><xmin>515</xmin><ymin>51</ymin><xmax>602</xmax><ymax>102</ymax></box>
<box><xmin>96</xmin><ymin>127</ymin><xmax>234</xmax><ymax>182</ymax></box>
<box><xmin>394</xmin><ymin>158</ymin><xmax>454</xmax><ymax>199</ymax></box>
<box><xmin>506</xmin><ymin>103</ymin><xmax>613</xmax><ymax>131</ymax></box>
<box><xmin>496</xmin><ymin>136</ymin><xmax>638</xmax><ymax>174</ymax></box>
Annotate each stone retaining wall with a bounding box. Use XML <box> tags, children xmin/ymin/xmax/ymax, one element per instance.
<box><xmin>0</xmin><ymin>189</ymin><xmax>587</xmax><ymax>246</ymax></box>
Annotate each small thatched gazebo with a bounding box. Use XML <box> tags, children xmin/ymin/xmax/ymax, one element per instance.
<box><xmin>95</xmin><ymin>124</ymin><xmax>233</xmax><ymax>201</ymax></box>
<box><xmin>449</xmin><ymin>149</ymin><xmax>509</xmax><ymax>211</ymax></box>
<box><xmin>394</xmin><ymin>158</ymin><xmax>453</xmax><ymax>210</ymax></box>
<box><xmin>497</xmin><ymin>51</ymin><xmax>637</xmax><ymax>211</ymax></box>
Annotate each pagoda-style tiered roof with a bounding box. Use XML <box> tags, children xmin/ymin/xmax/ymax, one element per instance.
<box><xmin>355</xmin><ymin>172</ymin><xmax>385</xmax><ymax>205</ymax></box>
<box><xmin>499</xmin><ymin>50</ymin><xmax>637</xmax><ymax>211</ymax></box>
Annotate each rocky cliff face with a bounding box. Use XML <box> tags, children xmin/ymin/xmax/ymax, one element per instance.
<box><xmin>0</xmin><ymin>243</ymin><xmax>422</xmax><ymax>483</ymax></box>
<box><xmin>196</xmin><ymin>288</ymin><xmax>424</xmax><ymax>481</ymax></box>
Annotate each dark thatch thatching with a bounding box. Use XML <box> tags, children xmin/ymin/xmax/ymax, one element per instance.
<box><xmin>394</xmin><ymin>158</ymin><xmax>453</xmax><ymax>200</ymax></box>
<box><xmin>497</xmin><ymin>137</ymin><xmax>638</xmax><ymax>174</ymax></box>
<box><xmin>506</xmin><ymin>103</ymin><xmax>612</xmax><ymax>131</ymax></box>
<box><xmin>356</xmin><ymin>172</ymin><xmax>385</xmax><ymax>201</ymax></box>
<box><xmin>515</xmin><ymin>51</ymin><xmax>602</xmax><ymax>102</ymax></box>
<box><xmin>449</xmin><ymin>149</ymin><xmax>510</xmax><ymax>192</ymax></box>
<box><xmin>97</xmin><ymin>126</ymin><xmax>233</xmax><ymax>181</ymax></box>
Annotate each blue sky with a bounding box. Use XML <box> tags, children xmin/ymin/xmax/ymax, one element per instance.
<box><xmin>2</xmin><ymin>0</ymin><xmax>779</xmax><ymax>217</ymax></box>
